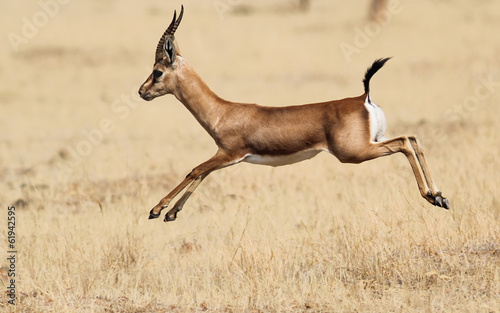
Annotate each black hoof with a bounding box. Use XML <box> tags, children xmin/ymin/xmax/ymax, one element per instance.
<box><xmin>442</xmin><ymin>198</ymin><xmax>450</xmax><ymax>210</ymax></box>
<box><xmin>434</xmin><ymin>194</ymin><xmax>450</xmax><ymax>210</ymax></box>
<box><xmin>149</xmin><ymin>209</ymin><xmax>161</xmax><ymax>219</ymax></box>
<box><xmin>164</xmin><ymin>212</ymin><xmax>177</xmax><ymax>222</ymax></box>
<box><xmin>435</xmin><ymin>195</ymin><xmax>443</xmax><ymax>207</ymax></box>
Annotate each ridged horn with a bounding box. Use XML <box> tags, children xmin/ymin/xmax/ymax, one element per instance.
<box><xmin>155</xmin><ymin>5</ymin><xmax>184</xmax><ymax>63</ymax></box>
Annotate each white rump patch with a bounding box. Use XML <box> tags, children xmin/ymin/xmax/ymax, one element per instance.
<box><xmin>364</xmin><ymin>96</ymin><xmax>387</xmax><ymax>142</ymax></box>
<box><xmin>243</xmin><ymin>149</ymin><xmax>326</xmax><ymax>167</ymax></box>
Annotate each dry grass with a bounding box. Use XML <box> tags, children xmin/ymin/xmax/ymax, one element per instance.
<box><xmin>1</xmin><ymin>0</ymin><xmax>499</xmax><ymax>312</ymax></box>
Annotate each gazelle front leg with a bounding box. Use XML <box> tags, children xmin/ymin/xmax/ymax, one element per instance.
<box><xmin>149</xmin><ymin>173</ymin><xmax>195</xmax><ymax>220</ymax></box>
<box><xmin>164</xmin><ymin>174</ymin><xmax>206</xmax><ymax>222</ymax></box>
<box><xmin>149</xmin><ymin>150</ymin><xmax>241</xmax><ymax>221</ymax></box>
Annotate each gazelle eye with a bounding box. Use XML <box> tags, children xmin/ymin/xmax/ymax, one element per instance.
<box><xmin>153</xmin><ymin>70</ymin><xmax>163</xmax><ymax>80</ymax></box>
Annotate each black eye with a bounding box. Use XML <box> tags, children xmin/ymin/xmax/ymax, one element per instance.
<box><xmin>153</xmin><ymin>70</ymin><xmax>163</xmax><ymax>80</ymax></box>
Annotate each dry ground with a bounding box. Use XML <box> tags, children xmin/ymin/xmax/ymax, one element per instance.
<box><xmin>0</xmin><ymin>0</ymin><xmax>499</xmax><ymax>312</ymax></box>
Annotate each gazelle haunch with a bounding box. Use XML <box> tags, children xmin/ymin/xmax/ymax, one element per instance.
<box><xmin>139</xmin><ymin>6</ymin><xmax>449</xmax><ymax>222</ymax></box>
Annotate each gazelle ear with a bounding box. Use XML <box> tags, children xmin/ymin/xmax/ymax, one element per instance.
<box><xmin>164</xmin><ymin>37</ymin><xmax>176</xmax><ymax>65</ymax></box>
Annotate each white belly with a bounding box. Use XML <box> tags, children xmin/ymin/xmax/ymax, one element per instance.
<box><xmin>243</xmin><ymin>149</ymin><xmax>325</xmax><ymax>167</ymax></box>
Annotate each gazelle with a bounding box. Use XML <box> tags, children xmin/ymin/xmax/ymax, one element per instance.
<box><xmin>139</xmin><ymin>6</ymin><xmax>449</xmax><ymax>222</ymax></box>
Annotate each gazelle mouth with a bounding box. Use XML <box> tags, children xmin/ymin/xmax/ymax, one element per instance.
<box><xmin>139</xmin><ymin>92</ymin><xmax>154</xmax><ymax>101</ymax></box>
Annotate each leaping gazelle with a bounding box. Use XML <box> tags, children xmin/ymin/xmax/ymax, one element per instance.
<box><xmin>138</xmin><ymin>6</ymin><xmax>449</xmax><ymax>222</ymax></box>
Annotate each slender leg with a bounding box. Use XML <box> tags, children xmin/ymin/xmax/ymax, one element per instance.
<box><xmin>372</xmin><ymin>136</ymin><xmax>430</xmax><ymax>199</ymax></box>
<box><xmin>364</xmin><ymin>135</ymin><xmax>449</xmax><ymax>209</ymax></box>
<box><xmin>149</xmin><ymin>173</ymin><xmax>196</xmax><ymax>219</ymax></box>
<box><xmin>149</xmin><ymin>150</ymin><xmax>242</xmax><ymax>221</ymax></box>
<box><xmin>407</xmin><ymin>136</ymin><xmax>438</xmax><ymax>191</ymax></box>
<box><xmin>164</xmin><ymin>174</ymin><xmax>207</xmax><ymax>222</ymax></box>
<box><xmin>407</xmin><ymin>136</ymin><xmax>449</xmax><ymax>208</ymax></box>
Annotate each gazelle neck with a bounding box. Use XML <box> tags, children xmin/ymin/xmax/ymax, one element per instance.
<box><xmin>172</xmin><ymin>57</ymin><xmax>227</xmax><ymax>136</ymax></box>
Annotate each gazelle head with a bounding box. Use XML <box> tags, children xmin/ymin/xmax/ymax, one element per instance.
<box><xmin>139</xmin><ymin>5</ymin><xmax>184</xmax><ymax>101</ymax></box>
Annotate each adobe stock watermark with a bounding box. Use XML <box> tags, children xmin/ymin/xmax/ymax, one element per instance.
<box><xmin>7</xmin><ymin>0</ymin><xmax>71</xmax><ymax>52</ymax></box>
<box><xmin>433</xmin><ymin>74</ymin><xmax>500</xmax><ymax>144</ymax></box>
<box><xmin>340</xmin><ymin>0</ymin><xmax>406</xmax><ymax>64</ymax></box>
<box><xmin>212</xmin><ymin>0</ymin><xmax>245</xmax><ymax>20</ymax></box>
<box><xmin>55</xmin><ymin>84</ymin><xmax>143</xmax><ymax>179</ymax></box>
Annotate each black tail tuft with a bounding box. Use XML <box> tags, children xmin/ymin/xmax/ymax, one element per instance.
<box><xmin>363</xmin><ymin>57</ymin><xmax>391</xmax><ymax>96</ymax></box>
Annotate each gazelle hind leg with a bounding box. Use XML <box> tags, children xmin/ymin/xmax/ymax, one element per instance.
<box><xmin>367</xmin><ymin>136</ymin><xmax>449</xmax><ymax>209</ymax></box>
<box><xmin>407</xmin><ymin>136</ymin><xmax>449</xmax><ymax>209</ymax></box>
